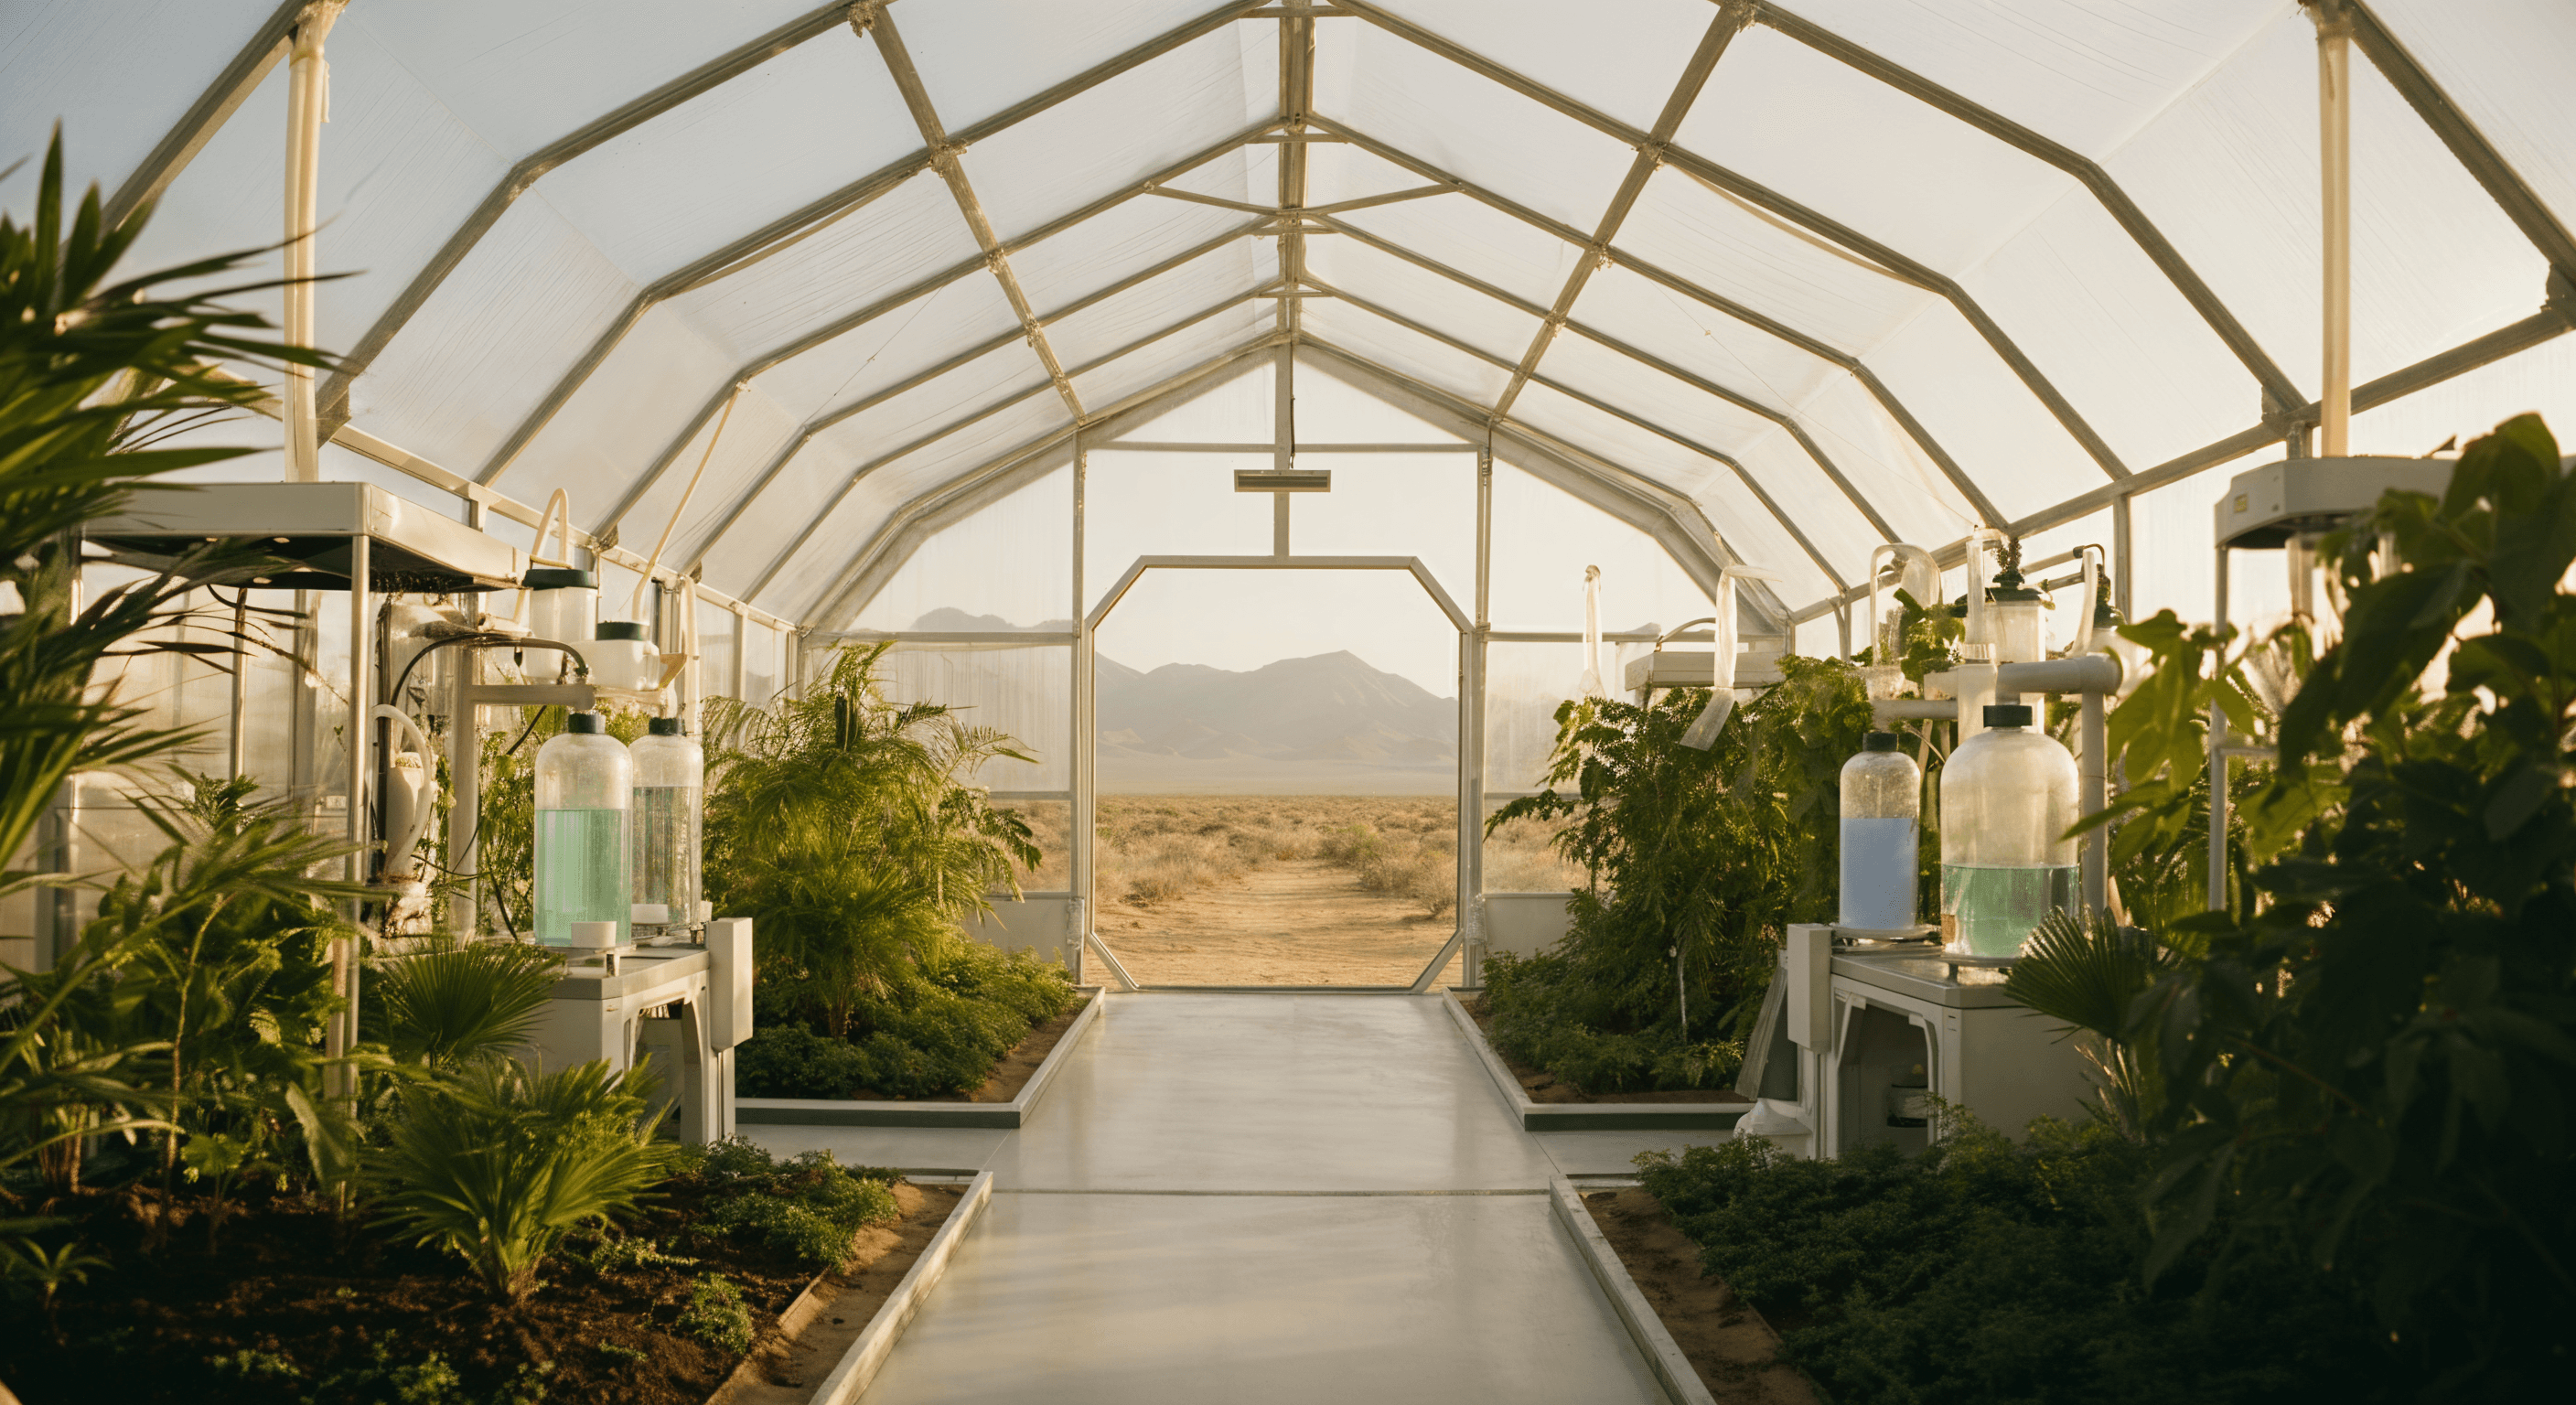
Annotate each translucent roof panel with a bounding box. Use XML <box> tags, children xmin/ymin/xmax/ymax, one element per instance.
<box><xmin>33</xmin><ymin>0</ymin><xmax>2573</xmax><ymax>636</ymax></box>
<box><xmin>852</xmin><ymin>465</ymin><xmax>1074</xmax><ymax>633</ymax></box>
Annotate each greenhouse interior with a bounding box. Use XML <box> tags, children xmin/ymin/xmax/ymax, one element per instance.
<box><xmin>3</xmin><ymin>0</ymin><xmax>2572</xmax><ymax>1400</ymax></box>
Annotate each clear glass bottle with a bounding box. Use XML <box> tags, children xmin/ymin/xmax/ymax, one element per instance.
<box><xmin>1939</xmin><ymin>703</ymin><xmax>2078</xmax><ymax>956</ymax></box>
<box><xmin>1839</xmin><ymin>731</ymin><xmax>1921</xmax><ymax>933</ymax></box>
<box><xmin>629</xmin><ymin>716</ymin><xmax>703</xmax><ymax>928</ymax></box>
<box><xmin>534</xmin><ymin>712</ymin><xmax>631</xmax><ymax>946</ymax></box>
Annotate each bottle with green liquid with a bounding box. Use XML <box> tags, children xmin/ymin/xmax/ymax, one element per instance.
<box><xmin>534</xmin><ymin>711</ymin><xmax>632</xmax><ymax>946</ymax></box>
<box><xmin>1938</xmin><ymin>702</ymin><xmax>2077</xmax><ymax>956</ymax></box>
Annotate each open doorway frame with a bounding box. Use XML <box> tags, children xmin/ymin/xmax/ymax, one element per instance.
<box><xmin>1077</xmin><ymin>555</ymin><xmax>1476</xmax><ymax>992</ymax></box>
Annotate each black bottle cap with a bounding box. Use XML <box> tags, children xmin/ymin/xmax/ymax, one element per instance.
<box><xmin>564</xmin><ymin>712</ymin><xmax>606</xmax><ymax>735</ymax></box>
<box><xmin>595</xmin><ymin>620</ymin><xmax>649</xmax><ymax>641</ymax></box>
<box><xmin>1862</xmin><ymin>731</ymin><xmax>1901</xmax><ymax>752</ymax></box>
<box><xmin>521</xmin><ymin>567</ymin><xmax>596</xmax><ymax>590</ymax></box>
<box><xmin>1983</xmin><ymin>703</ymin><xmax>2034</xmax><ymax>728</ymax></box>
<box><xmin>648</xmin><ymin>716</ymin><xmax>682</xmax><ymax>735</ymax></box>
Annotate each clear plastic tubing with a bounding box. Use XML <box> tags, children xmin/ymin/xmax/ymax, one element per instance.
<box><xmin>629</xmin><ymin>715</ymin><xmax>703</xmax><ymax>925</ymax></box>
<box><xmin>1939</xmin><ymin>703</ymin><xmax>2078</xmax><ymax>956</ymax></box>
<box><xmin>1840</xmin><ymin>731</ymin><xmax>1922</xmax><ymax>932</ymax></box>
<box><xmin>534</xmin><ymin>711</ymin><xmax>631</xmax><ymax>946</ymax></box>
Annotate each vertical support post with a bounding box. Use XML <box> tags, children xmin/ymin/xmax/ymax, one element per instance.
<box><xmin>2110</xmin><ymin>494</ymin><xmax>2134</xmax><ymax>623</ymax></box>
<box><xmin>2316</xmin><ymin>1</ymin><xmax>2355</xmax><ymax>457</ymax></box>
<box><xmin>279</xmin><ymin>2</ymin><xmax>343</xmax><ymax>484</ymax></box>
<box><xmin>2206</xmin><ymin>546</ymin><xmax>2231</xmax><ymax>913</ymax></box>
<box><xmin>228</xmin><ymin>589</ymin><xmax>252</xmax><ymax>776</ymax></box>
<box><xmin>1272</xmin><ymin>343</ymin><xmax>1293</xmax><ymax>556</ymax></box>
<box><xmin>331</xmin><ymin>531</ymin><xmax>370</xmax><ymax>1102</ymax></box>
<box><xmin>2080</xmin><ymin>690</ymin><xmax>2109</xmax><ymax>913</ymax></box>
<box><xmin>1464</xmin><ymin>439</ymin><xmax>1494</xmax><ymax>988</ymax></box>
<box><xmin>730</xmin><ymin>603</ymin><xmax>748</xmax><ymax>703</ymax></box>
<box><xmin>1070</xmin><ymin>434</ymin><xmax>1093</xmax><ymax>985</ymax></box>
<box><xmin>445</xmin><ymin>645</ymin><xmax>481</xmax><ymax>941</ymax></box>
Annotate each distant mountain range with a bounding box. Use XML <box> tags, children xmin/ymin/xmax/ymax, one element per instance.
<box><xmin>907</xmin><ymin>611</ymin><xmax>1457</xmax><ymax>792</ymax></box>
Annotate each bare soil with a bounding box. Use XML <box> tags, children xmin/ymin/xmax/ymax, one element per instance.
<box><xmin>1099</xmin><ymin>857</ymin><xmax>1458</xmax><ymax>985</ymax></box>
<box><xmin>1457</xmin><ymin>992</ymin><xmax>1754</xmax><ymax>1105</ymax></box>
<box><xmin>711</xmin><ymin>1183</ymin><xmax>961</xmax><ymax>1403</ymax></box>
<box><xmin>1582</xmin><ymin>1187</ymin><xmax>1817</xmax><ymax>1404</ymax></box>
<box><xmin>0</xmin><ymin>1177</ymin><xmax>956</xmax><ymax>1405</ymax></box>
<box><xmin>836</xmin><ymin>991</ymin><xmax>1093</xmax><ymax>1102</ymax></box>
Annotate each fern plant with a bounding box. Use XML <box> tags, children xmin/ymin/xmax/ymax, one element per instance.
<box><xmin>370</xmin><ymin>1056</ymin><xmax>671</xmax><ymax>1300</ymax></box>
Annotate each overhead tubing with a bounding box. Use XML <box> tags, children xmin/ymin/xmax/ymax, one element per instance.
<box><xmin>279</xmin><ymin>0</ymin><xmax>343</xmax><ymax>484</ymax></box>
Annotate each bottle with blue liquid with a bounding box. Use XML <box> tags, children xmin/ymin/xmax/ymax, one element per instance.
<box><xmin>1839</xmin><ymin>731</ymin><xmax>1922</xmax><ymax>935</ymax></box>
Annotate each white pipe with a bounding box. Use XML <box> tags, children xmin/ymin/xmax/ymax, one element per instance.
<box><xmin>2318</xmin><ymin>2</ymin><xmax>2354</xmax><ymax>456</ymax></box>
<box><xmin>1577</xmin><ymin>564</ymin><xmax>1605</xmax><ymax>698</ymax></box>
<box><xmin>633</xmin><ymin>382</ymin><xmax>746</xmax><ymax>623</ymax></box>
<box><xmin>279</xmin><ymin>2</ymin><xmax>344</xmax><ymax>484</ymax></box>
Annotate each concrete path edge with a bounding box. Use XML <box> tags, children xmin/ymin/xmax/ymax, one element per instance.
<box><xmin>1549</xmin><ymin>1174</ymin><xmax>1718</xmax><ymax>1405</ymax></box>
<box><xmin>740</xmin><ymin>990</ymin><xmax>1105</xmax><ymax>1129</ymax></box>
<box><xmin>807</xmin><ymin>1171</ymin><xmax>996</xmax><ymax>1405</ymax></box>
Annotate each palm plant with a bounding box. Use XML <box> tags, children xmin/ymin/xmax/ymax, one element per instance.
<box><xmin>2002</xmin><ymin>908</ymin><xmax>2179</xmax><ymax>1139</ymax></box>
<box><xmin>0</xmin><ymin>131</ymin><xmax>333</xmax><ymax>898</ymax></box>
<box><xmin>371</xmin><ymin>1056</ymin><xmax>671</xmax><ymax>1300</ymax></box>
<box><xmin>704</xmin><ymin>642</ymin><xmax>1040</xmax><ymax>1037</ymax></box>
<box><xmin>374</xmin><ymin>941</ymin><xmax>563</xmax><ymax>1068</ymax></box>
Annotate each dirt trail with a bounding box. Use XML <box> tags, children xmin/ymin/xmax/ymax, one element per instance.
<box><xmin>1096</xmin><ymin>856</ymin><xmax>1458</xmax><ymax>986</ymax></box>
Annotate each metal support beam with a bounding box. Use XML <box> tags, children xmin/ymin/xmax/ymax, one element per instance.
<box><xmin>1488</xmin><ymin>0</ymin><xmax>1750</xmax><ymax>420</ymax></box>
<box><xmin>675</xmin><ymin>221</ymin><xmax>1266</xmax><ymax>571</ymax></box>
<box><xmin>2346</xmin><ymin>1</ymin><xmax>2576</xmax><ymax>279</ymax></box>
<box><xmin>864</xmin><ymin>4</ymin><xmax>1084</xmax><ymax>420</ymax></box>
<box><xmin>590</xmin><ymin>133</ymin><xmax>1270</xmax><ymax>530</ymax></box>
<box><xmin>104</xmin><ymin>0</ymin><xmax>304</xmax><ymax>228</ymax></box>
<box><xmin>739</xmin><ymin>296</ymin><xmax>1281</xmax><ymax>606</ymax></box>
<box><xmin>315</xmin><ymin>1</ymin><xmax>864</xmax><ymax>429</ymax></box>
<box><xmin>1313</xmin><ymin>280</ymin><xmax>1850</xmax><ymax>588</ymax></box>
<box><xmin>1752</xmin><ymin>1</ymin><xmax>2303</xmax><ymax>412</ymax></box>
<box><xmin>1310</xmin><ymin>132</ymin><xmax>2012</xmax><ymax>524</ymax></box>
<box><xmin>317</xmin><ymin>0</ymin><xmax>1269</xmax><ymax>433</ymax></box>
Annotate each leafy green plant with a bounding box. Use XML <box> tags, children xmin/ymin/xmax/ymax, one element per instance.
<box><xmin>704</xmin><ymin>642</ymin><xmax>1041</xmax><ymax>1040</ymax></box>
<box><xmin>2002</xmin><ymin>909</ymin><xmax>2179</xmax><ymax>1141</ymax></box>
<box><xmin>371</xmin><ymin>1056</ymin><xmax>671</xmax><ymax>1300</ymax></box>
<box><xmin>1637</xmin><ymin>1119</ymin><xmax>2384</xmax><ymax>1404</ymax></box>
<box><xmin>1481</xmin><ymin>657</ymin><xmax>1874</xmax><ymax>1091</ymax></box>
<box><xmin>374</xmin><ymin>941</ymin><xmax>564</xmax><ymax>1068</ymax></box>
<box><xmin>2101</xmin><ymin>415</ymin><xmax>2576</xmax><ymax>1389</ymax></box>
<box><xmin>675</xmin><ymin>1273</ymin><xmax>755</xmax><ymax>1355</ymax></box>
<box><xmin>703</xmin><ymin>1161</ymin><xmax>898</xmax><ymax>1271</ymax></box>
<box><xmin>0</xmin><ymin>1233</ymin><xmax>109</xmax><ymax>1344</ymax></box>
<box><xmin>0</xmin><ymin>133</ymin><xmax>333</xmax><ymax>903</ymax></box>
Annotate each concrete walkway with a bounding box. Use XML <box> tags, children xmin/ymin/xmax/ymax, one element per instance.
<box><xmin>748</xmin><ymin>992</ymin><xmax>1682</xmax><ymax>1403</ymax></box>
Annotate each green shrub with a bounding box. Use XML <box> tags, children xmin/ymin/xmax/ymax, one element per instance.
<box><xmin>1483</xmin><ymin>658</ymin><xmax>1876</xmax><ymax>1093</ymax></box>
<box><xmin>371</xmin><ymin>1057</ymin><xmax>671</xmax><ymax>1300</ymax></box>
<box><xmin>375</xmin><ymin>942</ymin><xmax>564</xmax><ymax>1068</ymax></box>
<box><xmin>738</xmin><ymin>942</ymin><xmax>1078</xmax><ymax>1099</ymax></box>
<box><xmin>1639</xmin><ymin>1121</ymin><xmax>2388</xmax><ymax>1404</ymax></box>
<box><xmin>676</xmin><ymin>1273</ymin><xmax>754</xmax><ymax>1355</ymax></box>
<box><xmin>690</xmin><ymin>1146</ymin><xmax>900</xmax><ymax>1271</ymax></box>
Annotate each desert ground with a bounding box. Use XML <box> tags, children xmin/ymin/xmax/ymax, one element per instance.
<box><xmin>998</xmin><ymin>796</ymin><xmax>1583</xmax><ymax>986</ymax></box>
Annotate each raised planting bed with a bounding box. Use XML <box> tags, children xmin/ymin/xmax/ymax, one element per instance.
<box><xmin>738</xmin><ymin>988</ymin><xmax>1102</xmax><ymax>1130</ymax></box>
<box><xmin>0</xmin><ymin>1154</ymin><xmax>963</xmax><ymax>1405</ymax></box>
<box><xmin>1444</xmin><ymin>991</ymin><xmax>1748</xmax><ymax>1131</ymax></box>
<box><xmin>1554</xmin><ymin>1177</ymin><xmax>1817</xmax><ymax>1405</ymax></box>
<box><xmin>710</xmin><ymin>1171</ymin><xmax>992</xmax><ymax>1405</ymax></box>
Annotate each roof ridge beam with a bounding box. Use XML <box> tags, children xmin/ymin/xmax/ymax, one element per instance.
<box><xmin>1326</xmin><ymin>5</ymin><xmax>2132</xmax><ymax>483</ymax></box>
<box><xmin>317</xmin><ymin>0</ymin><xmax>1269</xmax><ymax>434</ymax></box>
